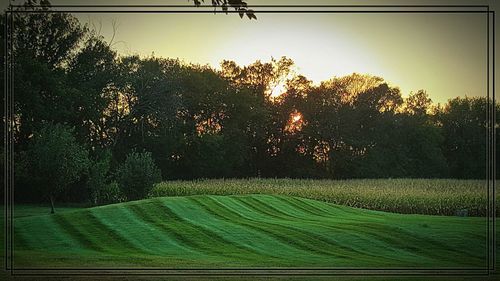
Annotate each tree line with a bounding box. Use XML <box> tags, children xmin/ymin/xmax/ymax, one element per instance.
<box><xmin>2</xmin><ymin>4</ymin><xmax>498</xmax><ymax>206</ymax></box>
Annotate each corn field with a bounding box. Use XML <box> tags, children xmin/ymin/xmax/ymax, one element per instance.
<box><xmin>150</xmin><ymin>178</ymin><xmax>498</xmax><ymax>216</ymax></box>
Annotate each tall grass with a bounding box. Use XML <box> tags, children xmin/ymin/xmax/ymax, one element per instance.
<box><xmin>150</xmin><ymin>178</ymin><xmax>496</xmax><ymax>216</ymax></box>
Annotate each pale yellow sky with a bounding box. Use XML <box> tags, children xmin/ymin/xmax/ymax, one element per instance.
<box><xmin>7</xmin><ymin>0</ymin><xmax>495</xmax><ymax>104</ymax></box>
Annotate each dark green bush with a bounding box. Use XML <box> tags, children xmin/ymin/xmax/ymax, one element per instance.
<box><xmin>100</xmin><ymin>181</ymin><xmax>125</xmax><ymax>204</ymax></box>
<box><xmin>88</xmin><ymin>150</ymin><xmax>125</xmax><ymax>205</ymax></box>
<box><xmin>116</xmin><ymin>151</ymin><xmax>162</xmax><ymax>201</ymax></box>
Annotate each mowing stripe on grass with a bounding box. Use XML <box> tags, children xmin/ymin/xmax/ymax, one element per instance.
<box><xmin>198</xmin><ymin>196</ymin><xmax>388</xmax><ymax>264</ymax></box>
<box><xmin>189</xmin><ymin>196</ymin><xmax>330</xmax><ymax>261</ymax></box>
<box><xmin>129</xmin><ymin>200</ymin><xmax>265</xmax><ymax>260</ymax></box>
<box><xmin>12</xmin><ymin>194</ymin><xmax>490</xmax><ymax>268</ymax></box>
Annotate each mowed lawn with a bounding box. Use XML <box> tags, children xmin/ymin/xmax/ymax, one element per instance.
<box><xmin>8</xmin><ymin>194</ymin><xmax>491</xmax><ymax>268</ymax></box>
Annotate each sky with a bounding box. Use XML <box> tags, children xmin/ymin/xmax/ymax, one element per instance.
<box><xmin>6</xmin><ymin>0</ymin><xmax>495</xmax><ymax>104</ymax></box>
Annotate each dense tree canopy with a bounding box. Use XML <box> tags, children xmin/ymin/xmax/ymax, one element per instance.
<box><xmin>28</xmin><ymin>123</ymin><xmax>90</xmax><ymax>212</ymax></box>
<box><xmin>3</xmin><ymin>3</ymin><xmax>498</xmax><ymax>205</ymax></box>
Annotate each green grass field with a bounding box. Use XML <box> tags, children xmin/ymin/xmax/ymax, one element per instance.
<box><xmin>11</xmin><ymin>194</ymin><xmax>489</xmax><ymax>268</ymax></box>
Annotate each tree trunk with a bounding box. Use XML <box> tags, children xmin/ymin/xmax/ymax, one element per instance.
<box><xmin>49</xmin><ymin>195</ymin><xmax>55</xmax><ymax>214</ymax></box>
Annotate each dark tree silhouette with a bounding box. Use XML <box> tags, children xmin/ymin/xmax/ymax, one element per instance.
<box><xmin>192</xmin><ymin>0</ymin><xmax>257</xmax><ymax>19</ymax></box>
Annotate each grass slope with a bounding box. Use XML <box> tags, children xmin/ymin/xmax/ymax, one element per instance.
<box><xmin>13</xmin><ymin>194</ymin><xmax>487</xmax><ymax>268</ymax></box>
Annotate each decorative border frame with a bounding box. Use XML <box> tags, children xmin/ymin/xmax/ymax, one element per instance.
<box><xmin>3</xmin><ymin>2</ymin><xmax>496</xmax><ymax>278</ymax></box>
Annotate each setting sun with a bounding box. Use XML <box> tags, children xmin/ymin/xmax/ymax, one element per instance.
<box><xmin>285</xmin><ymin>111</ymin><xmax>304</xmax><ymax>133</ymax></box>
<box><xmin>291</xmin><ymin>112</ymin><xmax>302</xmax><ymax>123</ymax></box>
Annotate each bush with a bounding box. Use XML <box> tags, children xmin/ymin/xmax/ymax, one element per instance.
<box><xmin>116</xmin><ymin>151</ymin><xmax>162</xmax><ymax>201</ymax></box>
<box><xmin>88</xmin><ymin>150</ymin><xmax>124</xmax><ymax>205</ymax></box>
<box><xmin>100</xmin><ymin>181</ymin><xmax>126</xmax><ymax>204</ymax></box>
<box><xmin>14</xmin><ymin>150</ymin><xmax>43</xmax><ymax>202</ymax></box>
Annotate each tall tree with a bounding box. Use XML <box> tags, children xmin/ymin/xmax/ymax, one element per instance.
<box><xmin>30</xmin><ymin>123</ymin><xmax>89</xmax><ymax>213</ymax></box>
<box><xmin>437</xmin><ymin>97</ymin><xmax>488</xmax><ymax>179</ymax></box>
<box><xmin>404</xmin><ymin>90</ymin><xmax>433</xmax><ymax>116</ymax></box>
<box><xmin>66</xmin><ymin>34</ymin><xmax>118</xmax><ymax>148</ymax></box>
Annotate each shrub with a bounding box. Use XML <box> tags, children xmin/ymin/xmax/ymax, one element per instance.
<box><xmin>100</xmin><ymin>181</ymin><xmax>125</xmax><ymax>204</ymax></box>
<box><xmin>88</xmin><ymin>150</ymin><xmax>125</xmax><ymax>205</ymax></box>
<box><xmin>116</xmin><ymin>151</ymin><xmax>162</xmax><ymax>201</ymax></box>
<box><xmin>14</xmin><ymin>150</ymin><xmax>44</xmax><ymax>202</ymax></box>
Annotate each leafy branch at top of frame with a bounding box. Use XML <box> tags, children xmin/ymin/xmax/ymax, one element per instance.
<box><xmin>191</xmin><ymin>0</ymin><xmax>257</xmax><ymax>20</ymax></box>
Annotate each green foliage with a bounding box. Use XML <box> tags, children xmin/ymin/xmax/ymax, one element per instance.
<box><xmin>10</xmin><ymin>3</ymin><xmax>117</xmax><ymax>152</ymax></box>
<box><xmin>99</xmin><ymin>181</ymin><xmax>125</xmax><ymax>205</ymax></box>
<box><xmin>14</xmin><ymin>151</ymin><xmax>45</xmax><ymax>202</ymax></box>
<box><xmin>355</xmin><ymin>113</ymin><xmax>449</xmax><ymax>178</ymax></box>
<box><xmin>117</xmin><ymin>151</ymin><xmax>162</xmax><ymax>201</ymax></box>
<box><xmin>13</xmin><ymin>5</ymin><xmax>85</xmax><ymax>69</ymax></box>
<box><xmin>405</xmin><ymin>90</ymin><xmax>433</xmax><ymax>115</ymax></box>
<box><xmin>30</xmin><ymin>123</ymin><xmax>90</xmax><ymax>210</ymax></box>
<box><xmin>87</xmin><ymin>150</ymin><xmax>125</xmax><ymax>205</ymax></box>
<box><xmin>66</xmin><ymin>35</ymin><xmax>118</xmax><ymax>147</ymax></box>
<box><xmin>88</xmin><ymin>151</ymin><xmax>110</xmax><ymax>204</ymax></box>
<box><xmin>437</xmin><ymin>97</ymin><xmax>489</xmax><ymax>179</ymax></box>
<box><xmin>184</xmin><ymin>134</ymin><xmax>229</xmax><ymax>178</ymax></box>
